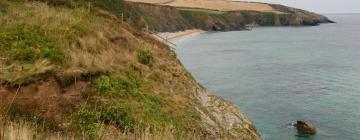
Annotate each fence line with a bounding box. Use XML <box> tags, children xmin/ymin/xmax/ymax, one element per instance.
<box><xmin>149</xmin><ymin>31</ymin><xmax>177</xmax><ymax>50</ymax></box>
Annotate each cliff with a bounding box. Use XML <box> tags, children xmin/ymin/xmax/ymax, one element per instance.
<box><xmin>127</xmin><ymin>1</ymin><xmax>333</xmax><ymax>32</ymax></box>
<box><xmin>0</xmin><ymin>1</ymin><xmax>261</xmax><ymax>139</ymax></box>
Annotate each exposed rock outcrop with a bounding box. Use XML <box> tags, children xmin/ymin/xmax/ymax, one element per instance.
<box><xmin>195</xmin><ymin>87</ymin><xmax>262</xmax><ymax>139</ymax></box>
<box><xmin>293</xmin><ymin>121</ymin><xmax>317</xmax><ymax>135</ymax></box>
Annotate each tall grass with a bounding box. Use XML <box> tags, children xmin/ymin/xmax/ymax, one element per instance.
<box><xmin>0</xmin><ymin>116</ymin><xmax>200</xmax><ymax>140</ymax></box>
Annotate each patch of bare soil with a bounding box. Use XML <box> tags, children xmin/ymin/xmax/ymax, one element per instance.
<box><xmin>0</xmin><ymin>78</ymin><xmax>90</xmax><ymax>128</ymax></box>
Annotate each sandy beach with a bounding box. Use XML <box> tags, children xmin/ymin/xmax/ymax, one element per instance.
<box><xmin>153</xmin><ymin>29</ymin><xmax>206</xmax><ymax>43</ymax></box>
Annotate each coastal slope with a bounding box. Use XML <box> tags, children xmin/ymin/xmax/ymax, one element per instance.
<box><xmin>126</xmin><ymin>0</ymin><xmax>333</xmax><ymax>32</ymax></box>
<box><xmin>0</xmin><ymin>1</ymin><xmax>261</xmax><ymax>139</ymax></box>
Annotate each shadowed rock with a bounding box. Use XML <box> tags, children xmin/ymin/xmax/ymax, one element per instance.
<box><xmin>293</xmin><ymin>121</ymin><xmax>317</xmax><ymax>135</ymax></box>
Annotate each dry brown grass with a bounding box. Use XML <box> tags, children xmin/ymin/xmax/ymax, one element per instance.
<box><xmin>63</xmin><ymin>26</ymin><xmax>140</xmax><ymax>75</ymax></box>
<box><xmin>0</xmin><ymin>1</ymin><xmax>145</xmax><ymax>78</ymax></box>
<box><xmin>0</xmin><ymin>1</ymin><xmax>101</xmax><ymax>83</ymax></box>
<box><xmin>0</xmin><ymin>1</ymin><xmax>114</xmax><ymax>83</ymax></box>
<box><xmin>0</xmin><ymin>116</ymin><xmax>200</xmax><ymax>140</ymax></box>
<box><xmin>0</xmin><ymin>60</ymin><xmax>54</xmax><ymax>84</ymax></box>
<box><xmin>0</xmin><ymin>1</ymin><xmax>223</xmax><ymax>139</ymax></box>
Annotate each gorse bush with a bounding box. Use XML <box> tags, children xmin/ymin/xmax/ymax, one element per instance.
<box><xmin>86</xmin><ymin>74</ymin><xmax>175</xmax><ymax>133</ymax></box>
<box><xmin>71</xmin><ymin>108</ymin><xmax>99</xmax><ymax>139</ymax></box>
<box><xmin>137</xmin><ymin>50</ymin><xmax>154</xmax><ymax>66</ymax></box>
<box><xmin>99</xmin><ymin>103</ymin><xmax>134</xmax><ymax>130</ymax></box>
<box><xmin>0</xmin><ymin>25</ymin><xmax>63</xmax><ymax>63</ymax></box>
<box><xmin>93</xmin><ymin>72</ymin><xmax>143</xmax><ymax>96</ymax></box>
<box><xmin>94</xmin><ymin>75</ymin><xmax>129</xmax><ymax>96</ymax></box>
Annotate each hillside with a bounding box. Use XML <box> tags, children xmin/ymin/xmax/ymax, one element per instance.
<box><xmin>0</xmin><ymin>0</ymin><xmax>261</xmax><ymax>139</ymax></box>
<box><xmin>127</xmin><ymin>0</ymin><xmax>334</xmax><ymax>32</ymax></box>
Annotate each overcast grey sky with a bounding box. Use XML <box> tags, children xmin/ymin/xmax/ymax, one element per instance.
<box><xmin>239</xmin><ymin>0</ymin><xmax>360</xmax><ymax>13</ymax></box>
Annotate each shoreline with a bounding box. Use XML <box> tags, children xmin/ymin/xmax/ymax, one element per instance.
<box><xmin>153</xmin><ymin>29</ymin><xmax>206</xmax><ymax>43</ymax></box>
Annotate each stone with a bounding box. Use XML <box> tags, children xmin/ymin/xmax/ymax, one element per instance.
<box><xmin>293</xmin><ymin>121</ymin><xmax>317</xmax><ymax>135</ymax></box>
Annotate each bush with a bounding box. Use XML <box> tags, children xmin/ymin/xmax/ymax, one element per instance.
<box><xmin>0</xmin><ymin>1</ymin><xmax>8</xmax><ymax>13</ymax></box>
<box><xmin>137</xmin><ymin>50</ymin><xmax>154</xmax><ymax>66</ymax></box>
<box><xmin>99</xmin><ymin>104</ymin><xmax>134</xmax><ymax>130</ymax></box>
<box><xmin>0</xmin><ymin>25</ymin><xmax>64</xmax><ymax>63</ymax></box>
<box><xmin>256</xmin><ymin>12</ymin><xmax>276</xmax><ymax>25</ymax></box>
<box><xmin>92</xmin><ymin>74</ymin><xmax>172</xmax><ymax>128</ymax></box>
<box><xmin>126</xmin><ymin>71</ymin><xmax>142</xmax><ymax>89</ymax></box>
<box><xmin>71</xmin><ymin>108</ymin><xmax>99</xmax><ymax>139</ymax></box>
<box><xmin>241</xmin><ymin>11</ymin><xmax>253</xmax><ymax>24</ymax></box>
<box><xmin>93</xmin><ymin>75</ymin><xmax>129</xmax><ymax>96</ymax></box>
<box><xmin>71</xmin><ymin>104</ymin><xmax>134</xmax><ymax>138</ymax></box>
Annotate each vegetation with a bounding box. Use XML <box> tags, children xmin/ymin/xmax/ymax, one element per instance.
<box><xmin>4</xmin><ymin>104</ymin><xmax>41</xmax><ymax>123</ymax></box>
<box><xmin>177</xmin><ymin>8</ymin><xmax>225</xmax><ymax>15</ymax></box>
<box><xmin>70</xmin><ymin>73</ymin><xmax>180</xmax><ymax>139</ymax></box>
<box><xmin>0</xmin><ymin>116</ymin><xmax>200</xmax><ymax>140</ymax></box>
<box><xmin>71</xmin><ymin>108</ymin><xmax>99</xmax><ymax>139</ymax></box>
<box><xmin>94</xmin><ymin>75</ymin><xmax>130</xmax><ymax>96</ymax></box>
<box><xmin>0</xmin><ymin>25</ymin><xmax>63</xmax><ymax>63</ymax></box>
<box><xmin>0</xmin><ymin>0</ymin><xmax>108</xmax><ymax>84</ymax></box>
<box><xmin>178</xmin><ymin>8</ymin><xmax>227</xmax><ymax>28</ymax></box>
<box><xmin>137</xmin><ymin>50</ymin><xmax>155</xmax><ymax>66</ymax></box>
<box><xmin>241</xmin><ymin>11</ymin><xmax>253</xmax><ymax>24</ymax></box>
<box><xmin>256</xmin><ymin>12</ymin><xmax>276</xmax><ymax>25</ymax></box>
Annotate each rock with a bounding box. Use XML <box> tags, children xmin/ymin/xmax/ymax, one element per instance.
<box><xmin>195</xmin><ymin>87</ymin><xmax>262</xmax><ymax>139</ymax></box>
<box><xmin>293</xmin><ymin>121</ymin><xmax>317</xmax><ymax>135</ymax></box>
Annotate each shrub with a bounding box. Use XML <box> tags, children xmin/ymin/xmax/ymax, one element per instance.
<box><xmin>99</xmin><ymin>104</ymin><xmax>134</xmax><ymax>130</ymax></box>
<box><xmin>256</xmin><ymin>12</ymin><xmax>276</xmax><ymax>25</ymax></box>
<box><xmin>91</xmin><ymin>74</ymin><xmax>173</xmax><ymax>128</ymax></box>
<box><xmin>93</xmin><ymin>75</ymin><xmax>129</xmax><ymax>96</ymax></box>
<box><xmin>126</xmin><ymin>71</ymin><xmax>142</xmax><ymax>89</ymax></box>
<box><xmin>5</xmin><ymin>104</ymin><xmax>40</xmax><ymax>122</ymax></box>
<box><xmin>71</xmin><ymin>104</ymin><xmax>135</xmax><ymax>138</ymax></box>
<box><xmin>241</xmin><ymin>11</ymin><xmax>253</xmax><ymax>24</ymax></box>
<box><xmin>0</xmin><ymin>1</ymin><xmax>8</xmax><ymax>13</ymax></box>
<box><xmin>137</xmin><ymin>50</ymin><xmax>154</xmax><ymax>66</ymax></box>
<box><xmin>71</xmin><ymin>108</ymin><xmax>99</xmax><ymax>139</ymax></box>
<box><xmin>0</xmin><ymin>25</ymin><xmax>64</xmax><ymax>63</ymax></box>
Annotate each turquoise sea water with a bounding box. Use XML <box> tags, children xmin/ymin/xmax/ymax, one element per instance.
<box><xmin>174</xmin><ymin>14</ymin><xmax>360</xmax><ymax>140</ymax></box>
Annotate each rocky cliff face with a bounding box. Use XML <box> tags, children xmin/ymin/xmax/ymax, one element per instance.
<box><xmin>269</xmin><ymin>4</ymin><xmax>334</xmax><ymax>26</ymax></box>
<box><xmin>131</xmin><ymin>2</ymin><xmax>333</xmax><ymax>32</ymax></box>
<box><xmin>195</xmin><ymin>87</ymin><xmax>261</xmax><ymax>139</ymax></box>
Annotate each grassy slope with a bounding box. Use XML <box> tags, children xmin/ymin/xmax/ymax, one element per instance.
<box><xmin>0</xmin><ymin>1</ymin><xmax>204</xmax><ymax>139</ymax></box>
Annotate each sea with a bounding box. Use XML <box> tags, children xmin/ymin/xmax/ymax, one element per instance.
<box><xmin>174</xmin><ymin>14</ymin><xmax>360</xmax><ymax>140</ymax></box>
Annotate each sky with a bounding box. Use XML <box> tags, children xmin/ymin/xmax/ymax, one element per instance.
<box><xmin>237</xmin><ymin>0</ymin><xmax>360</xmax><ymax>13</ymax></box>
